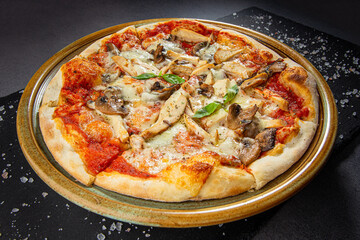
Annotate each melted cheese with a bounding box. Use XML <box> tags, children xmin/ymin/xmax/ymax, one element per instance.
<box><xmin>120</xmin><ymin>49</ymin><xmax>153</xmax><ymax>63</ymax></box>
<box><xmin>198</xmin><ymin>43</ymin><xmax>219</xmax><ymax>63</ymax></box>
<box><xmin>146</xmin><ymin>122</ymin><xmax>186</xmax><ymax>148</ymax></box>
<box><xmin>110</xmin><ymin>78</ymin><xmax>141</xmax><ymax>102</ymax></box>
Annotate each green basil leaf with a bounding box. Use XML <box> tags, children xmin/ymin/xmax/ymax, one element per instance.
<box><xmin>223</xmin><ymin>84</ymin><xmax>239</xmax><ymax>104</ymax></box>
<box><xmin>192</xmin><ymin>101</ymin><xmax>222</xmax><ymax>119</ymax></box>
<box><xmin>132</xmin><ymin>73</ymin><xmax>158</xmax><ymax>80</ymax></box>
<box><xmin>162</xmin><ymin>74</ymin><xmax>185</xmax><ymax>84</ymax></box>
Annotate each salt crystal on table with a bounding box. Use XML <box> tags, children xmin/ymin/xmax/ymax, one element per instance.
<box><xmin>97</xmin><ymin>233</ymin><xmax>106</xmax><ymax>240</ymax></box>
<box><xmin>11</xmin><ymin>208</ymin><xmax>19</xmax><ymax>213</ymax></box>
<box><xmin>20</xmin><ymin>176</ymin><xmax>28</xmax><ymax>183</ymax></box>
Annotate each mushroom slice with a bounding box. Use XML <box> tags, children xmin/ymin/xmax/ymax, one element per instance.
<box><xmin>214</xmin><ymin>48</ymin><xmax>243</xmax><ymax>64</ymax></box>
<box><xmin>198</xmin><ymin>83</ymin><xmax>214</xmax><ymax>98</ymax></box>
<box><xmin>240</xmin><ymin>72</ymin><xmax>268</xmax><ymax>89</ymax></box>
<box><xmin>261</xmin><ymin>59</ymin><xmax>287</xmax><ymax>75</ymax></box>
<box><xmin>141</xmin><ymin>91</ymin><xmax>187</xmax><ymax>140</ymax></box>
<box><xmin>101</xmin><ymin>71</ymin><xmax>120</xmax><ymax>83</ymax></box>
<box><xmin>153</xmin><ymin>44</ymin><xmax>165</xmax><ymax>64</ymax></box>
<box><xmin>92</xmin><ymin>87</ymin><xmax>129</xmax><ymax>117</ymax></box>
<box><xmin>171</xmin><ymin>28</ymin><xmax>210</xmax><ymax>43</ymax></box>
<box><xmin>192</xmin><ymin>41</ymin><xmax>209</xmax><ymax>55</ymax></box>
<box><xmin>183</xmin><ymin>114</ymin><xmax>212</xmax><ymax>144</ymax></box>
<box><xmin>167</xmin><ymin>50</ymin><xmax>199</xmax><ymax>65</ymax></box>
<box><xmin>226</xmin><ymin>103</ymin><xmax>258</xmax><ymax>130</ymax></box>
<box><xmin>112</xmin><ymin>56</ymin><xmax>137</xmax><ymax>76</ymax></box>
<box><xmin>238</xmin><ymin>138</ymin><xmax>261</xmax><ymax>166</ymax></box>
<box><xmin>255</xmin><ymin>128</ymin><xmax>277</xmax><ymax>152</ymax></box>
<box><xmin>152</xmin><ymin>84</ymin><xmax>180</xmax><ymax>100</ymax></box>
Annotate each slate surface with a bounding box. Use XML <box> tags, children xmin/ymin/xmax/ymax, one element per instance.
<box><xmin>1</xmin><ymin>7</ymin><xmax>359</xmax><ymax>240</ymax></box>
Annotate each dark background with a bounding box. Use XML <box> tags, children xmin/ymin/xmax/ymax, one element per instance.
<box><xmin>1</xmin><ymin>0</ymin><xmax>360</xmax><ymax>239</ymax></box>
<box><xmin>0</xmin><ymin>0</ymin><xmax>359</xmax><ymax>96</ymax></box>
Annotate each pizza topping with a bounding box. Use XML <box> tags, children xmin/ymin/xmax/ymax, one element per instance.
<box><xmin>198</xmin><ymin>83</ymin><xmax>214</xmax><ymax>98</ymax></box>
<box><xmin>153</xmin><ymin>44</ymin><xmax>165</xmax><ymax>64</ymax></box>
<box><xmin>240</xmin><ymin>72</ymin><xmax>268</xmax><ymax>89</ymax></box>
<box><xmin>89</xmin><ymin>87</ymin><xmax>129</xmax><ymax>116</ymax></box>
<box><xmin>238</xmin><ymin>138</ymin><xmax>261</xmax><ymax>165</ymax></box>
<box><xmin>171</xmin><ymin>28</ymin><xmax>210</xmax><ymax>43</ymax></box>
<box><xmin>255</xmin><ymin>128</ymin><xmax>277</xmax><ymax>152</ymax></box>
<box><xmin>214</xmin><ymin>48</ymin><xmax>243</xmax><ymax>64</ymax></box>
<box><xmin>106</xmin><ymin>43</ymin><xmax>121</xmax><ymax>56</ymax></box>
<box><xmin>141</xmin><ymin>91</ymin><xmax>187</xmax><ymax>139</ymax></box>
<box><xmin>183</xmin><ymin>114</ymin><xmax>212</xmax><ymax>144</ymax></box>
<box><xmin>129</xmin><ymin>134</ymin><xmax>145</xmax><ymax>150</ymax></box>
<box><xmin>192</xmin><ymin>41</ymin><xmax>209</xmax><ymax>55</ymax></box>
<box><xmin>260</xmin><ymin>59</ymin><xmax>287</xmax><ymax>75</ymax></box>
<box><xmin>226</xmin><ymin>103</ymin><xmax>258</xmax><ymax>130</ymax></box>
<box><xmin>169</xmin><ymin>64</ymin><xmax>194</xmax><ymax>79</ymax></box>
<box><xmin>151</xmin><ymin>84</ymin><xmax>180</xmax><ymax>100</ymax></box>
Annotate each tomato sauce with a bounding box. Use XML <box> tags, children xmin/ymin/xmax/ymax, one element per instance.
<box><xmin>266</xmin><ymin>73</ymin><xmax>309</xmax><ymax>119</ymax></box>
<box><xmin>142</xmin><ymin>20</ymin><xmax>218</xmax><ymax>39</ymax></box>
<box><xmin>53</xmin><ymin>58</ymin><xmax>131</xmax><ymax>176</ymax></box>
<box><xmin>106</xmin><ymin>156</ymin><xmax>155</xmax><ymax>178</ymax></box>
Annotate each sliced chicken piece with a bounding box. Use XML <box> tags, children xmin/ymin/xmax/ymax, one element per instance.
<box><xmin>106</xmin><ymin>115</ymin><xmax>129</xmax><ymax>143</ymax></box>
<box><xmin>191</xmin><ymin>63</ymin><xmax>215</xmax><ymax>76</ymax></box>
<box><xmin>171</xmin><ymin>28</ymin><xmax>210</xmax><ymax>43</ymax></box>
<box><xmin>131</xmin><ymin>58</ymin><xmax>160</xmax><ymax>75</ymax></box>
<box><xmin>214</xmin><ymin>48</ymin><xmax>244</xmax><ymax>64</ymax></box>
<box><xmin>160</xmin><ymin>59</ymin><xmax>177</xmax><ymax>74</ymax></box>
<box><xmin>222</xmin><ymin>61</ymin><xmax>252</xmax><ymax>79</ymax></box>
<box><xmin>213</xmin><ymin>78</ymin><xmax>230</xmax><ymax>97</ymax></box>
<box><xmin>261</xmin><ymin>88</ymin><xmax>289</xmax><ymax>111</ymax></box>
<box><xmin>204</xmin><ymin>71</ymin><xmax>215</xmax><ymax>85</ymax></box>
<box><xmin>130</xmin><ymin>134</ymin><xmax>145</xmax><ymax>150</ymax></box>
<box><xmin>184</xmin><ymin>114</ymin><xmax>212</xmax><ymax>144</ymax></box>
<box><xmin>167</xmin><ymin>50</ymin><xmax>199</xmax><ymax>65</ymax></box>
<box><xmin>141</xmin><ymin>91</ymin><xmax>187</xmax><ymax>139</ymax></box>
<box><xmin>112</xmin><ymin>56</ymin><xmax>137</xmax><ymax>76</ymax></box>
<box><xmin>87</xmin><ymin>108</ymin><xmax>129</xmax><ymax>143</ymax></box>
<box><xmin>169</xmin><ymin>64</ymin><xmax>194</xmax><ymax>77</ymax></box>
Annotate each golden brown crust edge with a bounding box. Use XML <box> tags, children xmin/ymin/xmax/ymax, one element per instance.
<box><xmin>249</xmin><ymin>58</ymin><xmax>319</xmax><ymax>189</ymax></box>
<box><xmin>39</xmin><ymin>105</ymin><xmax>95</xmax><ymax>186</ymax></box>
<box><xmin>95</xmin><ymin>166</ymin><xmax>255</xmax><ymax>202</ymax></box>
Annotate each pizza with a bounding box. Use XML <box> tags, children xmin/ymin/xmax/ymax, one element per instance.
<box><xmin>39</xmin><ymin>19</ymin><xmax>318</xmax><ymax>202</ymax></box>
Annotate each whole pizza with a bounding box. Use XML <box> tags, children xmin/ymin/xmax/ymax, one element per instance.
<box><xmin>39</xmin><ymin>19</ymin><xmax>318</xmax><ymax>202</ymax></box>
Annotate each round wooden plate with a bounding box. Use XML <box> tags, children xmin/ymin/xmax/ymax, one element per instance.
<box><xmin>17</xmin><ymin>18</ymin><xmax>337</xmax><ymax>227</ymax></box>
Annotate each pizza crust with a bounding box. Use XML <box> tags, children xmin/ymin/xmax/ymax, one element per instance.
<box><xmin>39</xmin><ymin>105</ymin><xmax>95</xmax><ymax>186</ymax></box>
<box><xmin>249</xmin><ymin>120</ymin><xmax>317</xmax><ymax>189</ymax></box>
<box><xmin>95</xmin><ymin>165</ymin><xmax>255</xmax><ymax>202</ymax></box>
